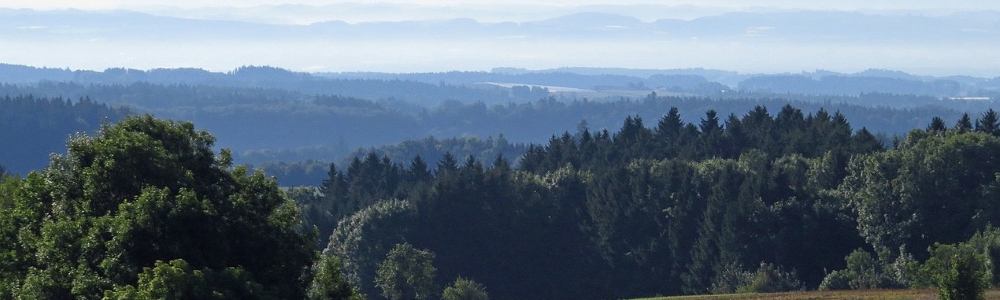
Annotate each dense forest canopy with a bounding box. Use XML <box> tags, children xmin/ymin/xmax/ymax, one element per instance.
<box><xmin>294</xmin><ymin>106</ymin><xmax>1000</xmax><ymax>299</ymax></box>
<box><xmin>0</xmin><ymin>95</ymin><xmax>131</xmax><ymax>175</ymax></box>
<box><xmin>3</xmin><ymin>92</ymin><xmax>1000</xmax><ymax>299</ymax></box>
<box><xmin>4</xmin><ymin>64</ymin><xmax>1000</xmax><ymax>299</ymax></box>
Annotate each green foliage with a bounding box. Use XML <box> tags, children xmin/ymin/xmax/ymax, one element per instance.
<box><xmin>308</xmin><ymin>105</ymin><xmax>884</xmax><ymax>299</ymax></box>
<box><xmin>441</xmin><ymin>277</ymin><xmax>489</xmax><ymax>300</ymax></box>
<box><xmin>710</xmin><ymin>262</ymin><xmax>803</xmax><ymax>294</ymax></box>
<box><xmin>0</xmin><ymin>115</ymin><xmax>315</xmax><ymax>299</ymax></box>
<box><xmin>103</xmin><ymin>259</ymin><xmax>266</xmax><ymax>300</ymax></box>
<box><xmin>0</xmin><ymin>95</ymin><xmax>131</xmax><ymax>175</ymax></box>
<box><xmin>375</xmin><ymin>243</ymin><xmax>437</xmax><ymax>300</ymax></box>
<box><xmin>918</xmin><ymin>243</ymin><xmax>992</xmax><ymax>300</ymax></box>
<box><xmin>842</xmin><ymin>249</ymin><xmax>880</xmax><ymax>290</ymax></box>
<box><xmin>818</xmin><ymin>247</ymin><xmax>916</xmax><ymax>291</ymax></box>
<box><xmin>841</xmin><ymin>130</ymin><xmax>1000</xmax><ymax>254</ymax></box>
<box><xmin>326</xmin><ymin>199</ymin><xmax>416</xmax><ymax>297</ymax></box>
<box><xmin>1</xmin><ymin>104</ymin><xmax>964</xmax><ymax>300</ymax></box>
<box><xmin>736</xmin><ymin>263</ymin><xmax>804</xmax><ymax>293</ymax></box>
<box><xmin>819</xmin><ymin>249</ymin><xmax>875</xmax><ymax>291</ymax></box>
<box><xmin>308</xmin><ymin>255</ymin><xmax>365</xmax><ymax>300</ymax></box>
<box><xmin>818</xmin><ymin>270</ymin><xmax>851</xmax><ymax>291</ymax></box>
<box><xmin>17</xmin><ymin>99</ymin><xmax>1000</xmax><ymax>300</ymax></box>
<box><xmin>968</xmin><ymin>226</ymin><xmax>1000</xmax><ymax>286</ymax></box>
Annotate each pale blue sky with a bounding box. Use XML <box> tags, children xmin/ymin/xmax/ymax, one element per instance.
<box><xmin>5</xmin><ymin>0</ymin><xmax>999</xmax><ymax>11</ymax></box>
<box><xmin>3</xmin><ymin>0</ymin><xmax>999</xmax><ymax>75</ymax></box>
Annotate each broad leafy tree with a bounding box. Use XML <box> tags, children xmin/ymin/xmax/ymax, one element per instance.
<box><xmin>308</xmin><ymin>255</ymin><xmax>366</xmax><ymax>300</ymax></box>
<box><xmin>375</xmin><ymin>243</ymin><xmax>437</xmax><ymax>300</ymax></box>
<box><xmin>0</xmin><ymin>115</ymin><xmax>316</xmax><ymax>298</ymax></box>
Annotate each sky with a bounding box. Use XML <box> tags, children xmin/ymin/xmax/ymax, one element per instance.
<box><xmin>5</xmin><ymin>0</ymin><xmax>999</xmax><ymax>11</ymax></box>
<box><xmin>2</xmin><ymin>1</ymin><xmax>999</xmax><ymax>76</ymax></box>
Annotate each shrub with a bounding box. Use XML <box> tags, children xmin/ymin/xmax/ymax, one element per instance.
<box><xmin>442</xmin><ymin>277</ymin><xmax>489</xmax><ymax>300</ymax></box>
<box><xmin>818</xmin><ymin>270</ymin><xmax>851</xmax><ymax>291</ymax></box>
<box><xmin>920</xmin><ymin>243</ymin><xmax>991</xmax><ymax>300</ymax></box>
<box><xmin>710</xmin><ymin>262</ymin><xmax>802</xmax><ymax>294</ymax></box>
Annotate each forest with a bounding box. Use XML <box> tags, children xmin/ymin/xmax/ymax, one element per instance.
<box><xmin>2</xmin><ymin>64</ymin><xmax>1000</xmax><ymax>299</ymax></box>
<box><xmin>1</xmin><ymin>64</ymin><xmax>996</xmax><ymax>178</ymax></box>
<box><xmin>4</xmin><ymin>101</ymin><xmax>1000</xmax><ymax>299</ymax></box>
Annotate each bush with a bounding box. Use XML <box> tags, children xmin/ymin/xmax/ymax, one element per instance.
<box><xmin>818</xmin><ymin>270</ymin><xmax>851</xmax><ymax>291</ymax></box>
<box><xmin>818</xmin><ymin>248</ymin><xmax>913</xmax><ymax>291</ymax></box>
<box><xmin>968</xmin><ymin>226</ymin><xmax>1000</xmax><ymax>286</ymax></box>
<box><xmin>736</xmin><ymin>262</ymin><xmax>803</xmax><ymax>293</ymax></box>
<box><xmin>709</xmin><ymin>262</ymin><xmax>802</xmax><ymax>294</ymax></box>
<box><xmin>843</xmin><ymin>249</ymin><xmax>880</xmax><ymax>289</ymax></box>
<box><xmin>442</xmin><ymin>277</ymin><xmax>489</xmax><ymax>300</ymax></box>
<box><xmin>920</xmin><ymin>243</ymin><xmax>992</xmax><ymax>300</ymax></box>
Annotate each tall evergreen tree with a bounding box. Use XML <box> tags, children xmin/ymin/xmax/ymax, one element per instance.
<box><xmin>956</xmin><ymin>113</ymin><xmax>974</xmax><ymax>133</ymax></box>
<box><xmin>976</xmin><ymin>109</ymin><xmax>1000</xmax><ymax>136</ymax></box>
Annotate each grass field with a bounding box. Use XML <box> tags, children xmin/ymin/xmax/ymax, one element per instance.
<box><xmin>635</xmin><ymin>289</ymin><xmax>1000</xmax><ymax>300</ymax></box>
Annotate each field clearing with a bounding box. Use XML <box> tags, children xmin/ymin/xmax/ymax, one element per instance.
<box><xmin>635</xmin><ymin>289</ymin><xmax>1000</xmax><ymax>300</ymax></box>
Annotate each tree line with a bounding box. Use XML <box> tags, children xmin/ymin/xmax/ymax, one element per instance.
<box><xmin>5</xmin><ymin>86</ymin><xmax>977</xmax><ymax>179</ymax></box>
<box><xmin>0</xmin><ymin>95</ymin><xmax>131</xmax><ymax>175</ymax></box>
<box><xmin>292</xmin><ymin>105</ymin><xmax>1000</xmax><ymax>300</ymax></box>
<box><xmin>5</xmin><ymin>101</ymin><xmax>1000</xmax><ymax>299</ymax></box>
<box><xmin>252</xmin><ymin>135</ymin><xmax>527</xmax><ymax>186</ymax></box>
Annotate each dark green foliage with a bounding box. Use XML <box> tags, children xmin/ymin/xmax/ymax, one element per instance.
<box><xmin>956</xmin><ymin>113</ymin><xmax>975</xmax><ymax>132</ymax></box>
<box><xmin>939</xmin><ymin>249</ymin><xmax>989</xmax><ymax>300</ymax></box>
<box><xmin>520</xmin><ymin>105</ymin><xmax>884</xmax><ymax>174</ymax></box>
<box><xmin>920</xmin><ymin>243</ymin><xmax>991</xmax><ymax>300</ymax></box>
<box><xmin>103</xmin><ymin>259</ymin><xmax>266</xmax><ymax>300</ymax></box>
<box><xmin>0</xmin><ymin>95</ymin><xmax>131</xmax><ymax>174</ymax></box>
<box><xmin>256</xmin><ymin>160</ymin><xmax>331</xmax><ymax>187</ymax></box>
<box><xmin>12</xmin><ymin>101</ymin><xmax>1000</xmax><ymax>300</ymax></box>
<box><xmin>735</xmin><ymin>262</ymin><xmax>804</xmax><ymax>294</ymax></box>
<box><xmin>308</xmin><ymin>255</ymin><xmax>365</xmax><ymax>300</ymax></box>
<box><xmin>306</xmin><ymin>105</ymin><xmax>907</xmax><ymax>299</ymax></box>
<box><xmin>968</xmin><ymin>227</ymin><xmax>1000</xmax><ymax>286</ymax></box>
<box><xmin>0</xmin><ymin>115</ymin><xmax>316</xmax><ymax>299</ymax></box>
<box><xmin>326</xmin><ymin>199</ymin><xmax>417</xmax><ymax>297</ymax></box>
<box><xmin>841</xmin><ymin>130</ymin><xmax>1000</xmax><ymax>254</ymax></box>
<box><xmin>928</xmin><ymin>116</ymin><xmax>947</xmax><ymax>132</ymax></box>
<box><xmin>247</xmin><ymin>135</ymin><xmax>528</xmax><ymax>187</ymax></box>
<box><xmin>375</xmin><ymin>243</ymin><xmax>437</xmax><ymax>300</ymax></box>
<box><xmin>818</xmin><ymin>270</ymin><xmax>852</xmax><ymax>291</ymax></box>
<box><xmin>442</xmin><ymin>277</ymin><xmax>489</xmax><ymax>300</ymax></box>
<box><xmin>976</xmin><ymin>109</ymin><xmax>1000</xmax><ymax>136</ymax></box>
<box><xmin>817</xmin><ymin>247</ymin><xmax>917</xmax><ymax>291</ymax></box>
<box><xmin>842</xmin><ymin>249</ymin><xmax>879</xmax><ymax>290</ymax></box>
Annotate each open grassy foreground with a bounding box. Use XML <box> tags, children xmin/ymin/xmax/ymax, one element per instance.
<box><xmin>635</xmin><ymin>289</ymin><xmax>1000</xmax><ymax>300</ymax></box>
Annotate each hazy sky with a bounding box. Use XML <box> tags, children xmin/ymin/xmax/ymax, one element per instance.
<box><xmin>3</xmin><ymin>0</ymin><xmax>1000</xmax><ymax>76</ymax></box>
<box><xmin>5</xmin><ymin>0</ymin><xmax>999</xmax><ymax>11</ymax></box>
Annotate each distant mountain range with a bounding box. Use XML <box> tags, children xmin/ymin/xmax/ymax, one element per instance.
<box><xmin>3</xmin><ymin>8</ymin><xmax>999</xmax><ymax>76</ymax></box>
<box><xmin>3</xmin><ymin>9</ymin><xmax>998</xmax><ymax>43</ymax></box>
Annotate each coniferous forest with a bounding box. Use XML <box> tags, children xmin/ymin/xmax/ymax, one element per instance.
<box><xmin>5</xmin><ymin>97</ymin><xmax>1000</xmax><ymax>299</ymax></box>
